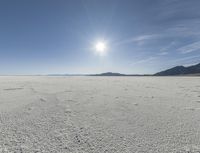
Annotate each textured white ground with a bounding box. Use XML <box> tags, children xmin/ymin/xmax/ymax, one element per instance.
<box><xmin>0</xmin><ymin>76</ymin><xmax>200</xmax><ymax>153</ymax></box>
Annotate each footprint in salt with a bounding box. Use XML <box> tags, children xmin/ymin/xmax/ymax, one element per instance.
<box><xmin>65</xmin><ymin>90</ymin><xmax>72</xmax><ymax>92</ymax></box>
<box><xmin>67</xmin><ymin>99</ymin><xmax>76</xmax><ymax>102</ymax></box>
<box><xmin>4</xmin><ymin>87</ymin><xmax>24</xmax><ymax>91</ymax></box>
<box><xmin>184</xmin><ymin>107</ymin><xmax>196</xmax><ymax>111</ymax></box>
<box><xmin>40</xmin><ymin>98</ymin><xmax>46</xmax><ymax>102</ymax></box>
<box><xmin>65</xmin><ymin>109</ymin><xmax>72</xmax><ymax>114</ymax></box>
<box><xmin>184</xmin><ymin>107</ymin><xmax>200</xmax><ymax>111</ymax></box>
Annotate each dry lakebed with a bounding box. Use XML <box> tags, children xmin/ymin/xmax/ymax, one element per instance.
<box><xmin>0</xmin><ymin>76</ymin><xmax>200</xmax><ymax>153</ymax></box>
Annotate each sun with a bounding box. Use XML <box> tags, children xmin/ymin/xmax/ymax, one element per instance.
<box><xmin>95</xmin><ymin>41</ymin><xmax>107</xmax><ymax>55</ymax></box>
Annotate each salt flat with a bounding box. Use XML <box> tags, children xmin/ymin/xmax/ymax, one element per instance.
<box><xmin>0</xmin><ymin>76</ymin><xmax>200</xmax><ymax>153</ymax></box>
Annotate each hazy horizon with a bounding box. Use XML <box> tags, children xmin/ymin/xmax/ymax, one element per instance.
<box><xmin>0</xmin><ymin>0</ymin><xmax>200</xmax><ymax>75</ymax></box>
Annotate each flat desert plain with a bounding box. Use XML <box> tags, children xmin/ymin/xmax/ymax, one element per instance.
<box><xmin>0</xmin><ymin>76</ymin><xmax>200</xmax><ymax>153</ymax></box>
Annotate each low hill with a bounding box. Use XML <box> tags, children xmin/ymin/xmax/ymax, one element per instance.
<box><xmin>89</xmin><ymin>72</ymin><xmax>127</xmax><ymax>76</ymax></box>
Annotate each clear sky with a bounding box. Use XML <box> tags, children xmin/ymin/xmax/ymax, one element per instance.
<box><xmin>0</xmin><ymin>0</ymin><xmax>200</xmax><ymax>75</ymax></box>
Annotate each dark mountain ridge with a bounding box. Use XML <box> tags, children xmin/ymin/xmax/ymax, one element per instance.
<box><xmin>155</xmin><ymin>63</ymin><xmax>200</xmax><ymax>76</ymax></box>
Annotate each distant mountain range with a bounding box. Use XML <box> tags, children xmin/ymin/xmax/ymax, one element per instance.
<box><xmin>47</xmin><ymin>63</ymin><xmax>200</xmax><ymax>76</ymax></box>
<box><xmin>89</xmin><ymin>72</ymin><xmax>151</xmax><ymax>76</ymax></box>
<box><xmin>89</xmin><ymin>72</ymin><xmax>126</xmax><ymax>76</ymax></box>
<box><xmin>154</xmin><ymin>63</ymin><xmax>200</xmax><ymax>76</ymax></box>
<box><xmin>90</xmin><ymin>63</ymin><xmax>200</xmax><ymax>76</ymax></box>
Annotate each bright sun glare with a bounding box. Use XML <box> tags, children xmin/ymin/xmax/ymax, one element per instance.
<box><xmin>95</xmin><ymin>41</ymin><xmax>107</xmax><ymax>55</ymax></box>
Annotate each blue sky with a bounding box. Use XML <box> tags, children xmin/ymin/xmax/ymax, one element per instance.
<box><xmin>0</xmin><ymin>0</ymin><xmax>200</xmax><ymax>74</ymax></box>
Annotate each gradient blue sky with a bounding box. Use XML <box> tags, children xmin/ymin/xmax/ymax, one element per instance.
<box><xmin>0</xmin><ymin>0</ymin><xmax>200</xmax><ymax>74</ymax></box>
